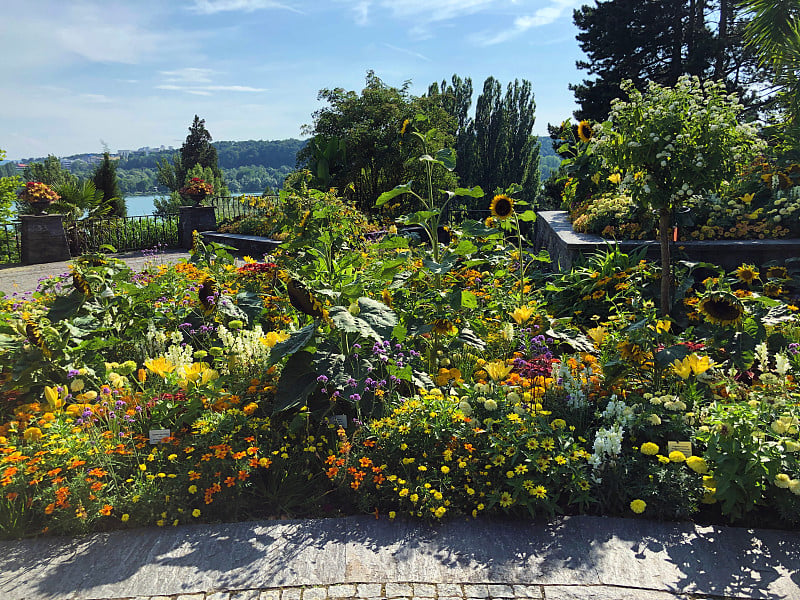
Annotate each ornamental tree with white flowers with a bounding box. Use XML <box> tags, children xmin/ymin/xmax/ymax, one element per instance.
<box><xmin>592</xmin><ymin>76</ymin><xmax>765</xmax><ymax>315</ymax></box>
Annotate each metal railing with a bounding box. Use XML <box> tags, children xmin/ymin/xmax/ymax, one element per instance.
<box><xmin>0</xmin><ymin>222</ymin><xmax>21</xmax><ymax>264</ymax></box>
<box><xmin>69</xmin><ymin>214</ymin><xmax>179</xmax><ymax>255</ymax></box>
<box><xmin>211</xmin><ymin>195</ymin><xmax>278</xmax><ymax>223</ymax></box>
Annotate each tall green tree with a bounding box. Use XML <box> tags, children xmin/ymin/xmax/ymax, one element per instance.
<box><xmin>0</xmin><ymin>148</ymin><xmax>20</xmax><ymax>224</ymax></box>
<box><xmin>92</xmin><ymin>152</ymin><xmax>125</xmax><ymax>216</ymax></box>
<box><xmin>299</xmin><ymin>70</ymin><xmax>457</xmax><ymax>214</ymax></box>
<box><xmin>571</xmin><ymin>0</ymin><xmax>762</xmax><ymax>121</ymax></box>
<box><xmin>429</xmin><ymin>76</ymin><xmax>541</xmax><ymax>205</ymax></box>
<box><xmin>24</xmin><ymin>155</ymin><xmax>76</xmax><ymax>187</ymax></box>
<box><xmin>157</xmin><ymin>115</ymin><xmax>228</xmax><ymax>195</ymax></box>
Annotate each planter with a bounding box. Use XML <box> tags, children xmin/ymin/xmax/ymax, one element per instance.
<box><xmin>182</xmin><ymin>193</ymin><xmax>208</xmax><ymax>206</ymax></box>
<box><xmin>534</xmin><ymin>210</ymin><xmax>800</xmax><ymax>271</ymax></box>
<box><xmin>178</xmin><ymin>206</ymin><xmax>217</xmax><ymax>249</ymax></box>
<box><xmin>28</xmin><ymin>201</ymin><xmax>51</xmax><ymax>216</ymax></box>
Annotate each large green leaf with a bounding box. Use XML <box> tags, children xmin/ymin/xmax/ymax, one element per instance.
<box><xmin>422</xmin><ymin>255</ymin><xmax>458</xmax><ymax>274</ymax></box>
<box><xmin>234</xmin><ymin>291</ymin><xmax>264</xmax><ymax>325</ymax></box>
<box><xmin>268</xmin><ymin>323</ymin><xmax>316</xmax><ymax>365</ymax></box>
<box><xmin>376</xmin><ymin>182</ymin><xmax>414</xmax><ymax>206</ymax></box>
<box><xmin>47</xmin><ymin>293</ymin><xmax>85</xmax><ymax>322</ymax></box>
<box><xmin>357</xmin><ymin>297</ymin><xmax>398</xmax><ymax>340</ymax></box>
<box><xmin>273</xmin><ymin>351</ymin><xmax>318</xmax><ymax>413</ymax></box>
<box><xmin>453</xmin><ymin>186</ymin><xmax>484</xmax><ymax>198</ymax></box>
<box><xmin>452</xmin><ymin>239</ymin><xmax>478</xmax><ymax>256</ymax></box>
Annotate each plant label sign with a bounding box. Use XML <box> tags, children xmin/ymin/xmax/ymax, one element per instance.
<box><xmin>668</xmin><ymin>440</ymin><xmax>692</xmax><ymax>457</ymax></box>
<box><xmin>149</xmin><ymin>429</ymin><xmax>171</xmax><ymax>444</ymax></box>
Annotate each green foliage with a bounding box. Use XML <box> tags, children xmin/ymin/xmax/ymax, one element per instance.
<box><xmin>157</xmin><ymin>116</ymin><xmax>228</xmax><ymax>196</ymax></box>
<box><xmin>92</xmin><ymin>152</ymin><xmax>125</xmax><ymax>217</ymax></box>
<box><xmin>571</xmin><ymin>0</ymin><xmax>762</xmax><ymax>121</ymax></box>
<box><xmin>299</xmin><ymin>70</ymin><xmax>458</xmax><ymax>215</ymax></box>
<box><xmin>428</xmin><ymin>75</ymin><xmax>541</xmax><ymax>206</ymax></box>
<box><xmin>23</xmin><ymin>155</ymin><xmax>76</xmax><ymax>188</ymax></box>
<box><xmin>0</xmin><ymin>149</ymin><xmax>19</xmax><ymax>225</ymax></box>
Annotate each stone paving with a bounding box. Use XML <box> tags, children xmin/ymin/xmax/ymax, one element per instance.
<box><xmin>0</xmin><ymin>249</ymin><xmax>192</xmax><ymax>298</ymax></box>
<box><xmin>0</xmin><ymin>515</ymin><xmax>796</xmax><ymax>600</ymax></box>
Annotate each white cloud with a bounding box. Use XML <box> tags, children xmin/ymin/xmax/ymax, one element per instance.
<box><xmin>382</xmin><ymin>43</ymin><xmax>430</xmax><ymax>62</ymax></box>
<box><xmin>473</xmin><ymin>0</ymin><xmax>582</xmax><ymax>46</ymax></box>
<box><xmin>189</xmin><ymin>0</ymin><xmax>302</xmax><ymax>14</ymax></box>
<box><xmin>160</xmin><ymin>68</ymin><xmax>215</xmax><ymax>84</ymax></box>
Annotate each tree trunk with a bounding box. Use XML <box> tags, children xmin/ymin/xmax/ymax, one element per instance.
<box><xmin>659</xmin><ymin>207</ymin><xmax>672</xmax><ymax>317</ymax></box>
<box><xmin>715</xmin><ymin>0</ymin><xmax>730</xmax><ymax>79</ymax></box>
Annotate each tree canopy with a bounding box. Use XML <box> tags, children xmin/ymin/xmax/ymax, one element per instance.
<box><xmin>92</xmin><ymin>152</ymin><xmax>125</xmax><ymax>216</ymax></box>
<box><xmin>158</xmin><ymin>115</ymin><xmax>228</xmax><ymax>196</ymax></box>
<box><xmin>571</xmin><ymin>0</ymin><xmax>763</xmax><ymax>121</ymax></box>
<box><xmin>299</xmin><ymin>70</ymin><xmax>457</xmax><ymax>214</ymax></box>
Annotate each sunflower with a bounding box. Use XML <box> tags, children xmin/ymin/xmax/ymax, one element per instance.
<box><xmin>72</xmin><ymin>272</ymin><xmax>91</xmax><ymax>297</ymax></box>
<box><xmin>577</xmin><ymin>120</ymin><xmax>593</xmax><ymax>142</ymax></box>
<box><xmin>287</xmin><ymin>278</ymin><xmax>326</xmax><ymax>319</ymax></box>
<box><xmin>765</xmin><ymin>266</ymin><xmax>788</xmax><ymax>280</ymax></box>
<box><xmin>698</xmin><ymin>291</ymin><xmax>744</xmax><ymax>327</ymax></box>
<box><xmin>400</xmin><ymin>119</ymin><xmax>410</xmax><ymax>136</ymax></box>
<box><xmin>735</xmin><ymin>264</ymin><xmax>759</xmax><ymax>285</ymax></box>
<box><xmin>490</xmin><ymin>194</ymin><xmax>514</xmax><ymax>220</ymax></box>
<box><xmin>431</xmin><ymin>318</ymin><xmax>457</xmax><ymax>335</ymax></box>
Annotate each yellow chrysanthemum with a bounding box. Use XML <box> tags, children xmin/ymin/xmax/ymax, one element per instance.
<box><xmin>685</xmin><ymin>456</ymin><xmax>708</xmax><ymax>474</ymax></box>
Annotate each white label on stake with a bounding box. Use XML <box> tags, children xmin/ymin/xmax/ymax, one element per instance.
<box><xmin>667</xmin><ymin>440</ymin><xmax>692</xmax><ymax>457</ymax></box>
<box><xmin>149</xmin><ymin>429</ymin><xmax>171</xmax><ymax>444</ymax></box>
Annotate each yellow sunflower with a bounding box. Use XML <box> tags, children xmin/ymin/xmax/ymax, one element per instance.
<box><xmin>698</xmin><ymin>291</ymin><xmax>744</xmax><ymax>327</ymax></box>
<box><xmin>431</xmin><ymin>318</ymin><xmax>457</xmax><ymax>335</ymax></box>
<box><xmin>735</xmin><ymin>264</ymin><xmax>759</xmax><ymax>285</ymax></box>
<box><xmin>765</xmin><ymin>266</ymin><xmax>788</xmax><ymax>280</ymax></box>
<box><xmin>577</xmin><ymin>120</ymin><xmax>593</xmax><ymax>142</ymax></box>
<box><xmin>400</xmin><ymin>119</ymin><xmax>410</xmax><ymax>135</ymax></box>
<box><xmin>490</xmin><ymin>194</ymin><xmax>514</xmax><ymax>220</ymax></box>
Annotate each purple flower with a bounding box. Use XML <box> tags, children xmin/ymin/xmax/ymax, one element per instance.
<box><xmin>317</xmin><ymin>375</ymin><xmax>329</xmax><ymax>384</ymax></box>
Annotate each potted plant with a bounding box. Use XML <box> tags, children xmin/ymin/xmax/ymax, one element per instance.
<box><xmin>19</xmin><ymin>181</ymin><xmax>60</xmax><ymax>215</ymax></box>
<box><xmin>179</xmin><ymin>177</ymin><xmax>214</xmax><ymax>206</ymax></box>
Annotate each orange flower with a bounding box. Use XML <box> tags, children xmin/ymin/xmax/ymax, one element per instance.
<box><xmin>99</xmin><ymin>504</ymin><xmax>113</xmax><ymax>516</ymax></box>
<box><xmin>224</xmin><ymin>476</ymin><xmax>236</xmax><ymax>487</ymax></box>
<box><xmin>44</xmin><ymin>502</ymin><xmax>55</xmax><ymax>514</ymax></box>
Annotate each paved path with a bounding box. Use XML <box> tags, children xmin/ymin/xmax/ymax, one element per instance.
<box><xmin>0</xmin><ymin>250</ymin><xmax>192</xmax><ymax>298</ymax></box>
<box><xmin>0</xmin><ymin>515</ymin><xmax>798</xmax><ymax>600</ymax></box>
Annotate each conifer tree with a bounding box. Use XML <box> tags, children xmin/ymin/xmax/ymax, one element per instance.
<box><xmin>92</xmin><ymin>152</ymin><xmax>125</xmax><ymax>216</ymax></box>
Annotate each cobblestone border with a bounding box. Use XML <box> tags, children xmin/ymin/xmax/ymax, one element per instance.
<box><xmin>93</xmin><ymin>582</ymin><xmax>740</xmax><ymax>600</ymax></box>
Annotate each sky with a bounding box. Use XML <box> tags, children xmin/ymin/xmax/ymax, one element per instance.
<box><xmin>1</xmin><ymin>0</ymin><xmax>589</xmax><ymax>160</ymax></box>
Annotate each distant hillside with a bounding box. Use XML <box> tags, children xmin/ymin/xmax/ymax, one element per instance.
<box><xmin>17</xmin><ymin>137</ymin><xmax>560</xmax><ymax>195</ymax></box>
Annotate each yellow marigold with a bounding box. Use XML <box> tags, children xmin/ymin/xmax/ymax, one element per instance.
<box><xmin>685</xmin><ymin>456</ymin><xmax>708</xmax><ymax>474</ymax></box>
<box><xmin>629</xmin><ymin>499</ymin><xmax>646</xmax><ymax>514</ymax></box>
<box><xmin>640</xmin><ymin>442</ymin><xmax>659</xmax><ymax>456</ymax></box>
<box><xmin>668</xmin><ymin>450</ymin><xmax>686</xmax><ymax>463</ymax></box>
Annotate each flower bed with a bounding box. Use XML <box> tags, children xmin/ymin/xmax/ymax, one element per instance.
<box><xmin>2</xmin><ymin>108</ymin><xmax>800</xmax><ymax>539</ymax></box>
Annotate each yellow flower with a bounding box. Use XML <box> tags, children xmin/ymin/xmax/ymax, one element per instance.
<box><xmin>607</xmin><ymin>172</ymin><xmax>622</xmax><ymax>184</ymax></box>
<box><xmin>672</xmin><ymin>357</ymin><xmax>693</xmax><ymax>379</ymax></box>
<box><xmin>735</xmin><ymin>264</ymin><xmax>759</xmax><ymax>285</ymax></box>
<box><xmin>687</xmin><ymin>353</ymin><xmax>714</xmax><ymax>375</ymax></box>
<box><xmin>657</xmin><ymin>455</ymin><xmax>670</xmax><ymax>465</ymax></box>
<box><xmin>441</xmin><ymin>465</ymin><xmax>450</xmax><ymax>474</ymax></box>
<box><xmin>668</xmin><ymin>450</ymin><xmax>686</xmax><ymax>463</ymax></box>
<box><xmin>261</xmin><ymin>331</ymin><xmax>289</xmax><ymax>348</ymax></box>
<box><xmin>511</xmin><ymin>306</ymin><xmax>534</xmax><ymax>324</ymax></box>
<box><xmin>591</xmin><ymin>173</ymin><xmax>601</xmax><ymax>184</ymax></box>
<box><xmin>44</xmin><ymin>385</ymin><xmax>64</xmax><ymax>411</ymax></box>
<box><xmin>587</xmin><ymin>326</ymin><xmax>607</xmax><ymax>347</ymax></box>
<box><xmin>577</xmin><ymin>120</ymin><xmax>593</xmax><ymax>142</ymax></box>
<box><xmin>434</xmin><ymin>506</ymin><xmax>447</xmax><ymax>518</ymax></box>
<box><xmin>655</xmin><ymin>319</ymin><xmax>671</xmax><ymax>334</ymax></box>
<box><xmin>698</xmin><ymin>291</ymin><xmax>744</xmax><ymax>326</ymax></box>
<box><xmin>499</xmin><ymin>492</ymin><xmax>514</xmax><ymax>507</ymax></box>
<box><xmin>685</xmin><ymin>456</ymin><xmax>708</xmax><ymax>474</ymax></box>
<box><xmin>775</xmin><ymin>473</ymin><xmax>791</xmax><ymax>488</ymax></box>
<box><xmin>640</xmin><ymin>442</ymin><xmax>659</xmax><ymax>456</ymax></box>
<box><xmin>188</xmin><ymin>485</ymin><xmax>198</xmax><ymax>494</ymax></box>
<box><xmin>145</xmin><ymin>356</ymin><xmax>176</xmax><ymax>378</ymax></box>
<box><xmin>484</xmin><ymin>360</ymin><xmax>512</xmax><ymax>382</ymax></box>
<box><xmin>400</xmin><ymin>119</ymin><xmax>410</xmax><ymax>135</ymax></box>
<box><xmin>740</xmin><ymin>192</ymin><xmax>754</xmax><ymax>205</ymax></box>
<box><xmin>192</xmin><ymin>508</ymin><xmax>201</xmax><ymax>518</ymax></box>
<box><xmin>489</xmin><ymin>194</ymin><xmax>514</xmax><ymax>220</ymax></box>
<box><xmin>629</xmin><ymin>499</ymin><xmax>646</xmax><ymax>514</ymax></box>
<box><xmin>389</xmin><ymin>511</ymin><xmax>397</xmax><ymax>519</ymax></box>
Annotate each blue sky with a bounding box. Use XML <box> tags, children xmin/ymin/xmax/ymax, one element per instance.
<box><xmin>1</xmin><ymin>0</ymin><xmax>588</xmax><ymax>160</ymax></box>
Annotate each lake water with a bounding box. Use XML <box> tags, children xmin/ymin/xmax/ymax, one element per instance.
<box><xmin>124</xmin><ymin>193</ymin><xmax>264</xmax><ymax>216</ymax></box>
<box><xmin>125</xmin><ymin>194</ymin><xmax>163</xmax><ymax>216</ymax></box>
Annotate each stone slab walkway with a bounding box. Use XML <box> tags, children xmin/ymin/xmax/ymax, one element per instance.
<box><xmin>0</xmin><ymin>250</ymin><xmax>192</xmax><ymax>298</ymax></box>
<box><xmin>0</xmin><ymin>515</ymin><xmax>797</xmax><ymax>600</ymax></box>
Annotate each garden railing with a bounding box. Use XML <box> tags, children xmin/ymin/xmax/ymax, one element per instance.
<box><xmin>68</xmin><ymin>214</ymin><xmax>180</xmax><ymax>255</ymax></box>
<box><xmin>0</xmin><ymin>221</ymin><xmax>21</xmax><ymax>264</ymax></box>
